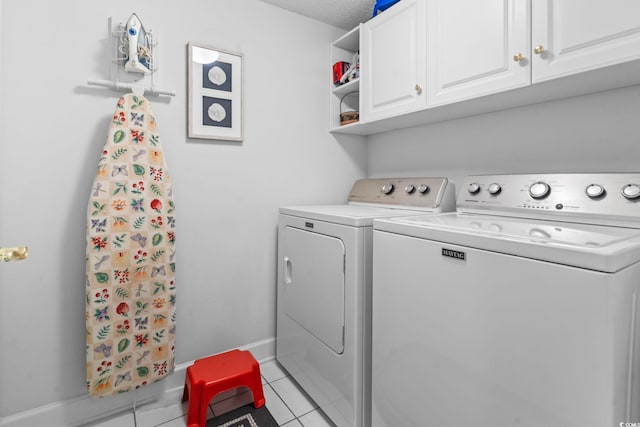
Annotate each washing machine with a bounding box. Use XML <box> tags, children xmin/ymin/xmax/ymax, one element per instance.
<box><xmin>372</xmin><ymin>173</ymin><xmax>640</xmax><ymax>427</ymax></box>
<box><xmin>276</xmin><ymin>177</ymin><xmax>455</xmax><ymax>427</ymax></box>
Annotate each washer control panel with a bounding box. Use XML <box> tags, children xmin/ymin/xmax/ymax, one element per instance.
<box><xmin>348</xmin><ymin>177</ymin><xmax>454</xmax><ymax>210</ymax></box>
<box><xmin>459</xmin><ymin>173</ymin><xmax>640</xmax><ymax>226</ymax></box>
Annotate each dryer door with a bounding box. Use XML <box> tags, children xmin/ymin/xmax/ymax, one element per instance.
<box><xmin>282</xmin><ymin>226</ymin><xmax>345</xmax><ymax>354</ymax></box>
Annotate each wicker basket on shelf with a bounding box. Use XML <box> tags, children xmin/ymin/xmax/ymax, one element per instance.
<box><xmin>340</xmin><ymin>91</ymin><xmax>359</xmax><ymax>126</ymax></box>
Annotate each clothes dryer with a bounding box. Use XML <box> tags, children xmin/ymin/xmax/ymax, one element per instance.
<box><xmin>276</xmin><ymin>177</ymin><xmax>455</xmax><ymax>427</ymax></box>
<box><xmin>372</xmin><ymin>173</ymin><xmax>640</xmax><ymax>427</ymax></box>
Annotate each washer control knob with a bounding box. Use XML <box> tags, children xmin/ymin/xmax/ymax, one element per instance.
<box><xmin>622</xmin><ymin>184</ymin><xmax>640</xmax><ymax>200</ymax></box>
<box><xmin>381</xmin><ymin>183</ymin><xmax>395</xmax><ymax>195</ymax></box>
<box><xmin>405</xmin><ymin>184</ymin><xmax>416</xmax><ymax>194</ymax></box>
<box><xmin>468</xmin><ymin>182</ymin><xmax>481</xmax><ymax>195</ymax></box>
<box><xmin>585</xmin><ymin>184</ymin><xmax>605</xmax><ymax>199</ymax></box>
<box><xmin>417</xmin><ymin>184</ymin><xmax>430</xmax><ymax>194</ymax></box>
<box><xmin>529</xmin><ymin>181</ymin><xmax>550</xmax><ymax>199</ymax></box>
<box><xmin>488</xmin><ymin>183</ymin><xmax>502</xmax><ymax>195</ymax></box>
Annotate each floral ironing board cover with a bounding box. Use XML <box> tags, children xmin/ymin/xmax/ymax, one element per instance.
<box><xmin>86</xmin><ymin>94</ymin><xmax>176</xmax><ymax>397</ymax></box>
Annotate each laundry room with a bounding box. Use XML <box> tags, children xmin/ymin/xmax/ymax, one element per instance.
<box><xmin>1</xmin><ymin>1</ymin><xmax>639</xmax><ymax>427</ymax></box>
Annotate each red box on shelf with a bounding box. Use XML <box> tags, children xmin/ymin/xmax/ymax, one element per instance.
<box><xmin>333</xmin><ymin>61</ymin><xmax>350</xmax><ymax>85</ymax></box>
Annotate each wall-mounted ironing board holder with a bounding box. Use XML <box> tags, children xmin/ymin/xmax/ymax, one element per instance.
<box><xmin>87</xmin><ymin>16</ymin><xmax>175</xmax><ymax>97</ymax></box>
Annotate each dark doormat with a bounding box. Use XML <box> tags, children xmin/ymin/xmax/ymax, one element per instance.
<box><xmin>206</xmin><ymin>404</ymin><xmax>278</xmax><ymax>427</ymax></box>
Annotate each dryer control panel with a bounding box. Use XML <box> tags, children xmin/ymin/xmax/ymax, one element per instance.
<box><xmin>348</xmin><ymin>177</ymin><xmax>455</xmax><ymax>212</ymax></box>
<box><xmin>458</xmin><ymin>173</ymin><xmax>640</xmax><ymax>228</ymax></box>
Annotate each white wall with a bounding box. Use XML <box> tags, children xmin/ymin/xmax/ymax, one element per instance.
<box><xmin>367</xmin><ymin>85</ymin><xmax>640</xmax><ymax>188</ymax></box>
<box><xmin>0</xmin><ymin>0</ymin><xmax>366</xmax><ymax>422</ymax></box>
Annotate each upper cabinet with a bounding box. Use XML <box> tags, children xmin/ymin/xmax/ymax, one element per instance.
<box><xmin>532</xmin><ymin>0</ymin><xmax>640</xmax><ymax>83</ymax></box>
<box><xmin>425</xmin><ymin>0</ymin><xmax>531</xmax><ymax>107</ymax></box>
<box><xmin>361</xmin><ymin>0</ymin><xmax>427</xmax><ymax>121</ymax></box>
<box><xmin>330</xmin><ymin>0</ymin><xmax>640</xmax><ymax>136</ymax></box>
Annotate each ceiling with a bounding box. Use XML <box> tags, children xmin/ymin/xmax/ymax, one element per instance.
<box><xmin>260</xmin><ymin>0</ymin><xmax>377</xmax><ymax>30</ymax></box>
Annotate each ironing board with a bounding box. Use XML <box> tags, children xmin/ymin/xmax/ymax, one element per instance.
<box><xmin>86</xmin><ymin>93</ymin><xmax>176</xmax><ymax>397</ymax></box>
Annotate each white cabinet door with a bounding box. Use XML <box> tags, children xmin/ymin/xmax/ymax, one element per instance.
<box><xmin>361</xmin><ymin>0</ymin><xmax>427</xmax><ymax>121</ymax></box>
<box><xmin>426</xmin><ymin>0</ymin><xmax>530</xmax><ymax>107</ymax></box>
<box><xmin>532</xmin><ymin>0</ymin><xmax>640</xmax><ymax>83</ymax></box>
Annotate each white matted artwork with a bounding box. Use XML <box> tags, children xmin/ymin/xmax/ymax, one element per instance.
<box><xmin>188</xmin><ymin>42</ymin><xmax>243</xmax><ymax>141</ymax></box>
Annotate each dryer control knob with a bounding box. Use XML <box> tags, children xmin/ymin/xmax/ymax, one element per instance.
<box><xmin>585</xmin><ymin>184</ymin><xmax>605</xmax><ymax>199</ymax></box>
<box><xmin>405</xmin><ymin>184</ymin><xmax>416</xmax><ymax>194</ymax></box>
<box><xmin>468</xmin><ymin>182</ymin><xmax>481</xmax><ymax>195</ymax></box>
<box><xmin>381</xmin><ymin>183</ymin><xmax>395</xmax><ymax>195</ymax></box>
<box><xmin>488</xmin><ymin>183</ymin><xmax>502</xmax><ymax>195</ymax></box>
<box><xmin>529</xmin><ymin>181</ymin><xmax>550</xmax><ymax>199</ymax></box>
<box><xmin>417</xmin><ymin>184</ymin><xmax>430</xmax><ymax>194</ymax></box>
<box><xmin>622</xmin><ymin>184</ymin><xmax>640</xmax><ymax>199</ymax></box>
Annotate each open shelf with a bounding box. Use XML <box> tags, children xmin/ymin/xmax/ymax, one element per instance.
<box><xmin>330</xmin><ymin>25</ymin><xmax>361</xmax><ymax>131</ymax></box>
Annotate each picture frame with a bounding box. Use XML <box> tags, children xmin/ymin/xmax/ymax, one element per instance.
<box><xmin>188</xmin><ymin>42</ymin><xmax>244</xmax><ymax>141</ymax></box>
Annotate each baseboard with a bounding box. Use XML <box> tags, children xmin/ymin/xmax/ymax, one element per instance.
<box><xmin>0</xmin><ymin>337</ymin><xmax>275</xmax><ymax>427</ymax></box>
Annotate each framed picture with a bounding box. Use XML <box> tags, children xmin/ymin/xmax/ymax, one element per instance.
<box><xmin>188</xmin><ymin>42</ymin><xmax>243</xmax><ymax>141</ymax></box>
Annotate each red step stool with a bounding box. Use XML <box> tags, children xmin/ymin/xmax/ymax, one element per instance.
<box><xmin>182</xmin><ymin>349</ymin><xmax>266</xmax><ymax>427</ymax></box>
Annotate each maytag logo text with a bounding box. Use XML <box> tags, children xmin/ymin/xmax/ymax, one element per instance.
<box><xmin>442</xmin><ymin>248</ymin><xmax>466</xmax><ymax>260</ymax></box>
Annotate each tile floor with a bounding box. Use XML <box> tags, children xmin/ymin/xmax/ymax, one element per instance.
<box><xmin>88</xmin><ymin>359</ymin><xmax>336</xmax><ymax>427</ymax></box>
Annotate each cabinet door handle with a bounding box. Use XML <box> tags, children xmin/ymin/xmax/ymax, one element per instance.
<box><xmin>513</xmin><ymin>53</ymin><xmax>524</xmax><ymax>62</ymax></box>
<box><xmin>534</xmin><ymin>45</ymin><xmax>545</xmax><ymax>55</ymax></box>
<box><xmin>414</xmin><ymin>84</ymin><xmax>422</xmax><ymax>93</ymax></box>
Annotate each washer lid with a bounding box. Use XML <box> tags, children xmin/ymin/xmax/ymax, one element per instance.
<box><xmin>279</xmin><ymin>204</ymin><xmax>428</xmax><ymax>227</ymax></box>
<box><xmin>374</xmin><ymin>213</ymin><xmax>640</xmax><ymax>272</ymax></box>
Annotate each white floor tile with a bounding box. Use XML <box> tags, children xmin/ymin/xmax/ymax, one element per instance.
<box><xmin>264</xmin><ymin>383</ymin><xmax>296</xmax><ymax>425</ymax></box>
<box><xmin>298</xmin><ymin>409</ymin><xmax>336</xmax><ymax>427</ymax></box>
<box><xmin>281</xmin><ymin>419</ymin><xmax>304</xmax><ymax>427</ymax></box>
<box><xmin>270</xmin><ymin>377</ymin><xmax>317</xmax><ymax>417</ymax></box>
<box><xmin>154</xmin><ymin>415</ymin><xmax>188</xmax><ymax>427</ymax></box>
<box><xmin>260</xmin><ymin>359</ymin><xmax>289</xmax><ymax>383</ymax></box>
<box><xmin>87</xmin><ymin>410</ymin><xmax>135</xmax><ymax>427</ymax></box>
<box><xmin>134</xmin><ymin>401</ymin><xmax>188</xmax><ymax>427</ymax></box>
<box><xmin>137</xmin><ymin>400</ymin><xmax>214</xmax><ymax>427</ymax></box>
